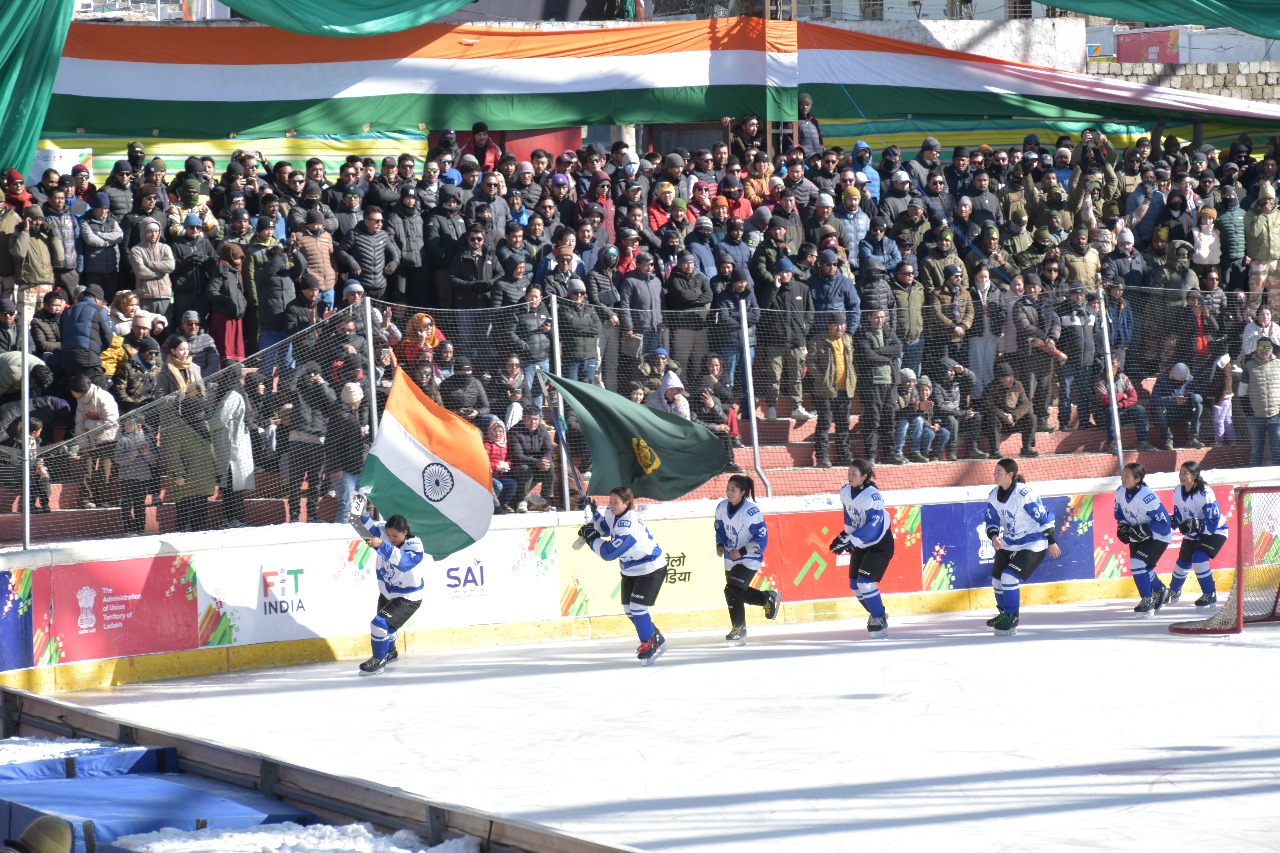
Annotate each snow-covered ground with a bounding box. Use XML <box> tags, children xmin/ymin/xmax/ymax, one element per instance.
<box><xmin>109</xmin><ymin>823</ymin><xmax>477</xmax><ymax>853</ymax></box>
<box><xmin>58</xmin><ymin>601</ymin><xmax>1280</xmax><ymax>852</ymax></box>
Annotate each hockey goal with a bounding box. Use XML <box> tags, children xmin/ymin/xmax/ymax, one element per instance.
<box><xmin>1170</xmin><ymin>486</ymin><xmax>1280</xmax><ymax>635</ymax></box>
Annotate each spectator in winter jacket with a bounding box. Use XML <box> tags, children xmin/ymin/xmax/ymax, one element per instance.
<box><xmin>439</xmin><ymin>355</ymin><xmax>489</xmax><ymax>426</ymax></box>
<box><xmin>10</xmin><ymin>204</ymin><xmax>64</xmax><ymax>297</ymax></box>
<box><xmin>1241</xmin><ymin>337</ymin><xmax>1280</xmax><ymax>465</ymax></box>
<box><xmin>385</xmin><ymin>186</ymin><xmax>426</xmax><ymax>304</ymax></box>
<box><xmin>128</xmin><ymin>220</ymin><xmax>175</xmax><ymax>317</ymax></box>
<box><xmin>558</xmin><ymin>279</ymin><xmax>603</xmax><ymax>383</ymax></box>
<box><xmin>1095</xmin><ymin>355</ymin><xmax>1155</xmax><ymax>451</ymax></box>
<box><xmin>336</xmin><ymin>206</ymin><xmax>400</xmax><ymax>300</ymax></box>
<box><xmin>30</xmin><ymin>290</ymin><xmax>65</xmax><ymax>367</ymax></box>
<box><xmin>1150</xmin><ymin>361</ymin><xmax>1204</xmax><ymax>449</ymax></box>
<box><xmin>1054</xmin><ymin>284</ymin><xmax>1099</xmax><ymax>430</ymax></box>
<box><xmin>60</xmin><ymin>283</ymin><xmax>114</xmax><ymax>388</ymax></box>
<box><xmin>665</xmin><ymin>253</ymin><xmax>713</xmax><ymax>381</ymax></box>
<box><xmin>809</xmin><ymin>249</ymin><xmax>861</xmax><ymax>336</ymax></box>
<box><xmin>507</xmin><ymin>408</ymin><xmax>555</xmax><ymax>512</ymax></box>
<box><xmin>101</xmin><ymin>161</ymin><xmax>135</xmax><ymax>218</ymax></box>
<box><xmin>618</xmin><ymin>252</ymin><xmax>665</xmax><ymax>381</ymax></box>
<box><xmin>111</xmin><ymin>334</ymin><xmax>161</xmax><ymax>412</ymax></box>
<box><xmin>1245</xmin><ymin>182</ymin><xmax>1280</xmax><ymax>303</ymax></box>
<box><xmin>68</xmin><ymin>371</ymin><xmax>119</xmax><ymax>508</ymax></box>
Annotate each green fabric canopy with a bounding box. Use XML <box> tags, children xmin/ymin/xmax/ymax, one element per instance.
<box><xmin>1041</xmin><ymin>0</ymin><xmax>1280</xmax><ymax>41</ymax></box>
<box><xmin>1</xmin><ymin>0</ymin><xmax>74</xmax><ymax>175</ymax></box>
<box><xmin>221</xmin><ymin>0</ymin><xmax>474</xmax><ymax>37</ymax></box>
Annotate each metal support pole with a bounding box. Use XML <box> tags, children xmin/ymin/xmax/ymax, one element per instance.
<box><xmin>363</xmin><ymin>296</ymin><xmax>379</xmax><ymax>439</ymax></box>
<box><xmin>20</xmin><ymin>304</ymin><xmax>30</xmax><ymax>550</ymax></box>
<box><xmin>739</xmin><ymin>299</ymin><xmax>771</xmax><ymax>497</ymax></box>
<box><xmin>549</xmin><ymin>295</ymin><xmax>571</xmax><ymax>512</ymax></box>
<box><xmin>1098</xmin><ymin>297</ymin><xmax>1124</xmax><ymax>474</ymax></box>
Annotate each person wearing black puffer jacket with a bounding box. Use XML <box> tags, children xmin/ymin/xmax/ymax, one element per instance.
<box><xmin>255</xmin><ymin>243</ymin><xmax>308</xmax><ymax>381</ymax></box>
<box><xmin>283</xmin><ymin>360</ymin><xmax>336</xmax><ymax>523</ymax></box>
<box><xmin>385</xmin><ymin>185</ymin><xmax>426</xmax><ymax>304</ymax></box>
<box><xmin>505</xmin><ymin>284</ymin><xmax>553</xmax><ymax>410</ymax></box>
<box><xmin>335</xmin><ymin>205</ymin><xmax>400</xmax><ymax>300</ymax></box>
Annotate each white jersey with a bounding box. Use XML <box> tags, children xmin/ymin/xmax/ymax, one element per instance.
<box><xmin>839</xmin><ymin>483</ymin><xmax>890</xmax><ymax>549</ymax></box>
<box><xmin>359</xmin><ymin>514</ymin><xmax>429</xmax><ymax>601</ymax></box>
<box><xmin>1114</xmin><ymin>484</ymin><xmax>1173</xmax><ymax>543</ymax></box>
<box><xmin>1172</xmin><ymin>483</ymin><xmax>1229</xmax><ymax>541</ymax></box>
<box><xmin>985</xmin><ymin>483</ymin><xmax>1055</xmax><ymax>553</ymax></box>
<box><xmin>589</xmin><ymin>506</ymin><xmax>666</xmax><ymax>576</ymax></box>
<box><xmin>714</xmin><ymin>497</ymin><xmax>768</xmax><ymax>571</ymax></box>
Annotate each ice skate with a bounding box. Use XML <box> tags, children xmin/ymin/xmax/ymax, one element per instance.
<box><xmin>866</xmin><ymin>615</ymin><xmax>888</xmax><ymax>639</ymax></box>
<box><xmin>1166</xmin><ymin>588</ymin><xmax>1183</xmax><ymax>605</ymax></box>
<box><xmin>1151</xmin><ymin>586</ymin><xmax>1168</xmax><ymax>613</ymax></box>
<box><xmin>762</xmin><ymin>589</ymin><xmax>782</xmax><ymax>620</ymax></box>
<box><xmin>991</xmin><ymin>612</ymin><xmax>1019</xmax><ymax>636</ymax></box>
<box><xmin>1133</xmin><ymin>597</ymin><xmax>1154</xmax><ymax>618</ymax></box>
<box><xmin>638</xmin><ymin>628</ymin><xmax>667</xmax><ymax>665</ymax></box>
<box><xmin>1195</xmin><ymin>591</ymin><xmax>1217</xmax><ymax>609</ymax></box>
<box><xmin>357</xmin><ymin>646</ymin><xmax>397</xmax><ymax>675</ymax></box>
<box><xmin>726</xmin><ymin>625</ymin><xmax>747</xmax><ymax>646</ymax></box>
<box><xmin>985</xmin><ymin>608</ymin><xmax>1005</xmax><ymax>628</ymax></box>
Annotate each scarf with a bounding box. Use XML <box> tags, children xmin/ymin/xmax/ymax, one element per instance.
<box><xmin>166</xmin><ymin>355</ymin><xmax>194</xmax><ymax>395</ymax></box>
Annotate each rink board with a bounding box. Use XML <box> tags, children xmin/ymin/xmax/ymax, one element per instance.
<box><xmin>0</xmin><ymin>473</ymin><xmax>1256</xmax><ymax>689</ymax></box>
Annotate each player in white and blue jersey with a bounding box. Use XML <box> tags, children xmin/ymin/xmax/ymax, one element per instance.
<box><xmin>984</xmin><ymin>457</ymin><xmax>1061</xmax><ymax>636</ymax></box>
<box><xmin>579</xmin><ymin>485</ymin><xmax>670</xmax><ymax>664</ymax></box>
<box><xmin>1114</xmin><ymin>462</ymin><xmax>1173</xmax><ymax>617</ymax></box>
<box><xmin>1169</xmin><ymin>460</ymin><xmax>1228</xmax><ymax>608</ymax></box>
<box><xmin>715</xmin><ymin>474</ymin><xmax>780</xmax><ymax>646</ymax></box>
<box><xmin>829</xmin><ymin>459</ymin><xmax>895</xmax><ymax>639</ymax></box>
<box><xmin>353</xmin><ymin>494</ymin><xmax>429</xmax><ymax>675</ymax></box>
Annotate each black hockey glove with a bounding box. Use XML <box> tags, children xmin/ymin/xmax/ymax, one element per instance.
<box><xmin>829</xmin><ymin>532</ymin><xmax>852</xmax><ymax>554</ymax></box>
<box><xmin>1129</xmin><ymin>524</ymin><xmax>1152</xmax><ymax>543</ymax></box>
<box><xmin>577</xmin><ymin>523</ymin><xmax>600</xmax><ymax>544</ymax></box>
<box><xmin>1179</xmin><ymin>518</ymin><xmax>1203</xmax><ymax>536</ymax></box>
<box><xmin>1116</xmin><ymin>523</ymin><xmax>1133</xmax><ymax>545</ymax></box>
<box><xmin>985</xmin><ymin>526</ymin><xmax>1001</xmax><ymax>541</ymax></box>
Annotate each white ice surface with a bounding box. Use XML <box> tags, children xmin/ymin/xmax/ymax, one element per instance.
<box><xmin>109</xmin><ymin>821</ymin><xmax>477</xmax><ymax>853</ymax></box>
<box><xmin>58</xmin><ymin>602</ymin><xmax>1280</xmax><ymax>852</ymax></box>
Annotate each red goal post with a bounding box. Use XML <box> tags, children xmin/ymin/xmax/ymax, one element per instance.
<box><xmin>1169</xmin><ymin>485</ymin><xmax>1280</xmax><ymax>635</ymax></box>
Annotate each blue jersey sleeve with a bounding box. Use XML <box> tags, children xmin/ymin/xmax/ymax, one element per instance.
<box><xmin>1113</xmin><ymin>497</ymin><xmax>1126</xmax><ymax>525</ymax></box>
<box><xmin>1144</xmin><ymin>494</ymin><xmax>1172</xmax><ymax>536</ymax></box>
<box><xmin>1202</xmin><ymin>496</ymin><xmax>1222</xmax><ymax>534</ymax></box>
<box><xmin>1023</xmin><ymin>496</ymin><xmax>1055</xmax><ymax>530</ymax></box>
<box><xmin>849</xmin><ymin>511</ymin><xmax>885</xmax><ymax>549</ymax></box>
<box><xmin>592</xmin><ymin>530</ymin><xmax>638</xmax><ymax>562</ymax></box>
<box><xmin>714</xmin><ymin>518</ymin><xmax>729</xmax><ymax>548</ymax></box>
<box><xmin>361</xmin><ymin>513</ymin><xmax>385</xmax><ymax>539</ymax></box>
<box><xmin>984</xmin><ymin>502</ymin><xmax>1000</xmax><ymax>535</ymax></box>
<box><xmin>746</xmin><ymin>518</ymin><xmax>768</xmax><ymax>556</ymax></box>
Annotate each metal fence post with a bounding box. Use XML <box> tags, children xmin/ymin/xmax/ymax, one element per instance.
<box><xmin>1097</xmin><ymin>297</ymin><xmax>1124</xmax><ymax>475</ymax></box>
<box><xmin>549</xmin><ymin>295</ymin><xmax>571</xmax><ymax>512</ymax></box>
<box><xmin>739</xmin><ymin>299</ymin><xmax>771</xmax><ymax>497</ymax></box>
<box><xmin>363</xmin><ymin>297</ymin><xmax>379</xmax><ymax>439</ymax></box>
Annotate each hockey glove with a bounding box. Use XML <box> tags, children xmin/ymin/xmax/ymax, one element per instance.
<box><xmin>1116</xmin><ymin>523</ymin><xmax>1133</xmax><ymax>545</ymax></box>
<box><xmin>1179</xmin><ymin>518</ymin><xmax>1203</xmax><ymax>536</ymax></box>
<box><xmin>577</xmin><ymin>523</ymin><xmax>601</xmax><ymax>544</ymax></box>
<box><xmin>1129</xmin><ymin>524</ymin><xmax>1152</xmax><ymax>543</ymax></box>
<box><xmin>985</xmin><ymin>527</ymin><xmax>1001</xmax><ymax>541</ymax></box>
<box><xmin>829</xmin><ymin>532</ymin><xmax>852</xmax><ymax>554</ymax></box>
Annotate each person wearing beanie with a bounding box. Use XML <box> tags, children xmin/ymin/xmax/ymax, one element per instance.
<box><xmin>10</xmin><ymin>199</ymin><xmax>64</xmax><ymax>295</ymax></box>
<box><xmin>1245</xmin><ymin>180</ymin><xmax>1280</xmax><ymax>305</ymax></box>
<box><xmin>979</xmin><ymin>358</ymin><xmax>1035</xmax><ymax>458</ymax></box>
<box><xmin>166</xmin><ymin>171</ymin><xmax>220</xmax><ymax>242</ymax></box>
<box><xmin>748</xmin><ymin>212</ymin><xmax>793</xmax><ymax>297</ymax></box>
<box><xmin>665</xmin><ymin>248</ymin><xmax>713</xmax><ymax>378</ymax></box>
<box><xmin>944</xmin><ymin>145</ymin><xmax>973</xmax><ymax>199</ymax></box>
<box><xmin>805</xmin><ymin>191</ymin><xmax>852</xmax><ymax>257</ymax></box>
<box><xmin>6</xmin><ymin>815</ymin><xmax>74</xmax><ymax>853</ymax></box>
<box><xmin>756</xmin><ymin>248</ymin><xmax>814</xmax><ymax>421</ymax></box>
<box><xmin>907</xmin><ymin>136</ymin><xmax>943</xmax><ymax>188</ymax></box>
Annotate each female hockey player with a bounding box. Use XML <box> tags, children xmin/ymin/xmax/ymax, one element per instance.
<box><xmin>984</xmin><ymin>457</ymin><xmax>1061</xmax><ymax>636</ymax></box>
<box><xmin>579</xmin><ymin>486</ymin><xmax>671</xmax><ymax>664</ymax></box>
<box><xmin>1114</xmin><ymin>462</ymin><xmax>1172</xmax><ymax>617</ymax></box>
<box><xmin>353</xmin><ymin>493</ymin><xmax>429</xmax><ymax>674</ymax></box>
<box><xmin>715</xmin><ymin>474</ymin><xmax>781</xmax><ymax>645</ymax></box>
<box><xmin>1169</xmin><ymin>459</ymin><xmax>1228</xmax><ymax>608</ymax></box>
<box><xmin>828</xmin><ymin>459</ymin><xmax>895</xmax><ymax>639</ymax></box>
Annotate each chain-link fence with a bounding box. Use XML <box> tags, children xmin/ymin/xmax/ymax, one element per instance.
<box><xmin>1</xmin><ymin>278</ymin><xmax>1264</xmax><ymax>547</ymax></box>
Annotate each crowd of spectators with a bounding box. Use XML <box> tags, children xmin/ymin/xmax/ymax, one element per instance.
<box><xmin>2</xmin><ymin>108</ymin><xmax>1280</xmax><ymax>532</ymax></box>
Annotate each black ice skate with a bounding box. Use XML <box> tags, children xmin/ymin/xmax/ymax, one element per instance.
<box><xmin>726</xmin><ymin>625</ymin><xmax>747</xmax><ymax>646</ymax></box>
<box><xmin>1166</xmin><ymin>588</ymin><xmax>1183</xmax><ymax>605</ymax></box>
<box><xmin>358</xmin><ymin>646</ymin><xmax>398</xmax><ymax>675</ymax></box>
<box><xmin>763</xmin><ymin>589</ymin><xmax>782</xmax><ymax>620</ymax></box>
<box><xmin>991</xmin><ymin>612</ymin><xmax>1019</xmax><ymax>636</ymax></box>
<box><xmin>866</xmin><ymin>615</ymin><xmax>888</xmax><ymax>639</ymax></box>
<box><xmin>1133</xmin><ymin>597</ymin><xmax>1154</xmax><ymax>618</ymax></box>
<box><xmin>1152</xmin><ymin>586</ymin><xmax>1168</xmax><ymax>613</ymax></box>
<box><xmin>638</xmin><ymin>629</ymin><xmax>667</xmax><ymax>665</ymax></box>
<box><xmin>1195</xmin><ymin>591</ymin><xmax>1217</xmax><ymax>608</ymax></box>
<box><xmin>985</xmin><ymin>608</ymin><xmax>1006</xmax><ymax>628</ymax></box>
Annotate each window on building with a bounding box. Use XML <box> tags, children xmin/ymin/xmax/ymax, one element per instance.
<box><xmin>1006</xmin><ymin>0</ymin><xmax>1033</xmax><ymax>18</ymax></box>
<box><xmin>860</xmin><ymin>0</ymin><xmax>884</xmax><ymax>20</ymax></box>
<box><xmin>946</xmin><ymin>0</ymin><xmax>974</xmax><ymax>19</ymax></box>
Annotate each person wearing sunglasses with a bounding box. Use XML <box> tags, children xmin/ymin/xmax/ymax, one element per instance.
<box><xmin>335</xmin><ymin>204</ymin><xmax>401</xmax><ymax>301</ymax></box>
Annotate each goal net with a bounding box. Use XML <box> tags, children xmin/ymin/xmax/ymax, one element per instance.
<box><xmin>1169</xmin><ymin>486</ymin><xmax>1280</xmax><ymax>635</ymax></box>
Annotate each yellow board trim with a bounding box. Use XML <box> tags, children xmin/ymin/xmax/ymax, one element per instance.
<box><xmin>0</xmin><ymin>569</ymin><xmax>1235</xmax><ymax>695</ymax></box>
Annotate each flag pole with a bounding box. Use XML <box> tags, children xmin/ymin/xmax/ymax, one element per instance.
<box><xmin>548</xmin><ymin>295</ymin><xmax>570</xmax><ymax>512</ymax></box>
<box><xmin>363</xmin><ymin>295</ymin><xmax>379</xmax><ymax>438</ymax></box>
<box><xmin>535</xmin><ymin>368</ymin><xmax>588</xmax><ymax>509</ymax></box>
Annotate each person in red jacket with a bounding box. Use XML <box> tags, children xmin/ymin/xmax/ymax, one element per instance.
<box><xmin>458</xmin><ymin>122</ymin><xmax>503</xmax><ymax>172</ymax></box>
<box><xmin>1096</xmin><ymin>354</ymin><xmax>1157</xmax><ymax>452</ymax></box>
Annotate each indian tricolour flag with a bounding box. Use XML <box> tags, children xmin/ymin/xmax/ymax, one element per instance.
<box><xmin>359</xmin><ymin>368</ymin><xmax>492</xmax><ymax>559</ymax></box>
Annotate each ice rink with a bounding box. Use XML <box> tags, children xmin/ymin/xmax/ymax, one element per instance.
<box><xmin>60</xmin><ymin>601</ymin><xmax>1280</xmax><ymax>852</ymax></box>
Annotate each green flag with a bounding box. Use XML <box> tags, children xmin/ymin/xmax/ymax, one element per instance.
<box><xmin>542</xmin><ymin>372</ymin><xmax>729</xmax><ymax>501</ymax></box>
